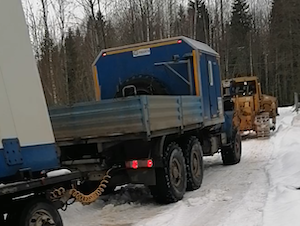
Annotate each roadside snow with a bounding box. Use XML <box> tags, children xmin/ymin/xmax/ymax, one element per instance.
<box><xmin>61</xmin><ymin>106</ymin><xmax>300</xmax><ymax>226</ymax></box>
<box><xmin>263</xmin><ymin>107</ymin><xmax>300</xmax><ymax>226</ymax></box>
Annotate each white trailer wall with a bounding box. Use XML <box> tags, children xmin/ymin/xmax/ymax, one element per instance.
<box><xmin>0</xmin><ymin>0</ymin><xmax>55</xmax><ymax>148</ymax></box>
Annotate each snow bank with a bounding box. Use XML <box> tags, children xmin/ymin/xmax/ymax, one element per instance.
<box><xmin>264</xmin><ymin>109</ymin><xmax>300</xmax><ymax>226</ymax></box>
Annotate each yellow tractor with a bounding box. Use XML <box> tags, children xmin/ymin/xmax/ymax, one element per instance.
<box><xmin>222</xmin><ymin>76</ymin><xmax>278</xmax><ymax>138</ymax></box>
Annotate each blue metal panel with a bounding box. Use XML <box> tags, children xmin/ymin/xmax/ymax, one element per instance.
<box><xmin>96</xmin><ymin>42</ymin><xmax>195</xmax><ymax>100</ymax></box>
<box><xmin>0</xmin><ymin>143</ymin><xmax>59</xmax><ymax>180</ymax></box>
<box><xmin>2</xmin><ymin>139</ymin><xmax>23</xmax><ymax>166</ymax></box>
<box><xmin>199</xmin><ymin>53</ymin><xmax>222</xmax><ymax>120</ymax></box>
<box><xmin>206</xmin><ymin>54</ymin><xmax>219</xmax><ymax>117</ymax></box>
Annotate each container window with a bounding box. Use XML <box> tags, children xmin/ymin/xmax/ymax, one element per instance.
<box><xmin>208</xmin><ymin>61</ymin><xmax>213</xmax><ymax>86</ymax></box>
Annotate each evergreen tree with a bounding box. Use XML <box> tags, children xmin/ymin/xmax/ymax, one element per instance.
<box><xmin>96</xmin><ymin>10</ymin><xmax>107</xmax><ymax>48</ymax></box>
<box><xmin>269</xmin><ymin>0</ymin><xmax>300</xmax><ymax>105</ymax></box>
<box><xmin>228</xmin><ymin>0</ymin><xmax>252</xmax><ymax>77</ymax></box>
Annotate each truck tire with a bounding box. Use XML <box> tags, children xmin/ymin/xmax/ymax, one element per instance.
<box><xmin>115</xmin><ymin>75</ymin><xmax>168</xmax><ymax>97</ymax></box>
<box><xmin>221</xmin><ymin>130</ymin><xmax>242</xmax><ymax>165</ymax></box>
<box><xmin>150</xmin><ymin>142</ymin><xmax>187</xmax><ymax>203</ymax></box>
<box><xmin>184</xmin><ymin>137</ymin><xmax>204</xmax><ymax>191</ymax></box>
<box><xmin>17</xmin><ymin>198</ymin><xmax>63</xmax><ymax>226</ymax></box>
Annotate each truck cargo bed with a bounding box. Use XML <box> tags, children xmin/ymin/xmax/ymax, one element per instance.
<box><xmin>49</xmin><ymin>95</ymin><xmax>203</xmax><ymax>142</ymax></box>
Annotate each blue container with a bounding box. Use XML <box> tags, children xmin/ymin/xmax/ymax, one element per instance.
<box><xmin>93</xmin><ymin>36</ymin><xmax>223</xmax><ymax>123</ymax></box>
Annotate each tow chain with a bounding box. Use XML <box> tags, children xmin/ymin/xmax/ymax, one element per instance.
<box><xmin>50</xmin><ymin>167</ymin><xmax>116</xmax><ymax>206</ymax></box>
<box><xmin>69</xmin><ymin>167</ymin><xmax>114</xmax><ymax>205</ymax></box>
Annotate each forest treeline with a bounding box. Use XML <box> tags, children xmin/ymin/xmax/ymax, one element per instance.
<box><xmin>23</xmin><ymin>0</ymin><xmax>300</xmax><ymax>106</ymax></box>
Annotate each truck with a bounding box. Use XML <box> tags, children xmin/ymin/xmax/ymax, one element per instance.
<box><xmin>222</xmin><ymin>76</ymin><xmax>278</xmax><ymax>137</ymax></box>
<box><xmin>0</xmin><ymin>0</ymin><xmax>241</xmax><ymax>225</ymax></box>
<box><xmin>49</xmin><ymin>37</ymin><xmax>242</xmax><ymax>203</ymax></box>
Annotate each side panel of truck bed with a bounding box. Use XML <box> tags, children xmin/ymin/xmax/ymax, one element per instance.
<box><xmin>49</xmin><ymin>96</ymin><xmax>204</xmax><ymax>142</ymax></box>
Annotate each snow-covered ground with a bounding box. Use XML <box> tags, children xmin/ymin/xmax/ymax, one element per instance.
<box><xmin>61</xmin><ymin>107</ymin><xmax>300</xmax><ymax>226</ymax></box>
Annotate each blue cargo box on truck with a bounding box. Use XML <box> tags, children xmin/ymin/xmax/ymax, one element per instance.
<box><xmin>92</xmin><ymin>36</ymin><xmax>224</xmax><ymax>126</ymax></box>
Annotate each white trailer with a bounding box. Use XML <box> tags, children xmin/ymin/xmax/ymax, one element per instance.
<box><xmin>0</xmin><ymin>1</ymin><xmax>81</xmax><ymax>225</ymax></box>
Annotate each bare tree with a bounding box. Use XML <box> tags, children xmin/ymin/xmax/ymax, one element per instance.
<box><xmin>40</xmin><ymin>0</ymin><xmax>58</xmax><ymax>104</ymax></box>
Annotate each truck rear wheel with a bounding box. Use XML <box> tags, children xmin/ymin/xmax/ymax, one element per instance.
<box><xmin>221</xmin><ymin>130</ymin><xmax>242</xmax><ymax>165</ymax></box>
<box><xmin>150</xmin><ymin>142</ymin><xmax>187</xmax><ymax>203</ymax></box>
<box><xmin>184</xmin><ymin>137</ymin><xmax>204</xmax><ymax>191</ymax></box>
<box><xmin>17</xmin><ymin>198</ymin><xmax>63</xmax><ymax>226</ymax></box>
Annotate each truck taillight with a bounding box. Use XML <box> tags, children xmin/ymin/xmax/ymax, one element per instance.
<box><xmin>147</xmin><ymin>160</ymin><xmax>153</xmax><ymax>168</ymax></box>
<box><xmin>177</xmin><ymin>40</ymin><xmax>182</xmax><ymax>44</ymax></box>
<box><xmin>126</xmin><ymin>159</ymin><xmax>153</xmax><ymax>169</ymax></box>
<box><xmin>102</xmin><ymin>52</ymin><xmax>107</xmax><ymax>57</ymax></box>
<box><xmin>132</xmin><ymin>160</ymin><xmax>138</xmax><ymax>169</ymax></box>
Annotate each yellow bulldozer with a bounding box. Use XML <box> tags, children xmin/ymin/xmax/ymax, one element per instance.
<box><xmin>222</xmin><ymin>76</ymin><xmax>278</xmax><ymax>138</ymax></box>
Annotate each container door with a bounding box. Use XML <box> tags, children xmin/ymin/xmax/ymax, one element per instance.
<box><xmin>206</xmin><ymin>55</ymin><xmax>220</xmax><ymax>118</ymax></box>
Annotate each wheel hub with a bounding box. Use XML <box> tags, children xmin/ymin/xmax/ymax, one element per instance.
<box><xmin>171</xmin><ymin>158</ymin><xmax>182</xmax><ymax>187</ymax></box>
<box><xmin>29</xmin><ymin>209</ymin><xmax>55</xmax><ymax>226</ymax></box>
<box><xmin>235</xmin><ymin>135</ymin><xmax>241</xmax><ymax>155</ymax></box>
<box><xmin>191</xmin><ymin>147</ymin><xmax>200</xmax><ymax>177</ymax></box>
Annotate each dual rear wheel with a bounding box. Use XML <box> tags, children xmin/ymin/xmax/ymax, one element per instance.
<box><xmin>150</xmin><ymin>137</ymin><xmax>204</xmax><ymax>203</ymax></box>
<box><xmin>150</xmin><ymin>131</ymin><xmax>242</xmax><ymax>203</ymax></box>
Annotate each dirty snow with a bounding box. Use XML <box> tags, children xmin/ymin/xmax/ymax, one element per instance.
<box><xmin>61</xmin><ymin>107</ymin><xmax>300</xmax><ymax>226</ymax></box>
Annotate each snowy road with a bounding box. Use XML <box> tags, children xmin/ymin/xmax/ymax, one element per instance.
<box><xmin>61</xmin><ymin>107</ymin><xmax>300</xmax><ymax>226</ymax></box>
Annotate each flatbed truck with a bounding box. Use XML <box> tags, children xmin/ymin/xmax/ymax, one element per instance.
<box><xmin>49</xmin><ymin>37</ymin><xmax>242</xmax><ymax>203</ymax></box>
